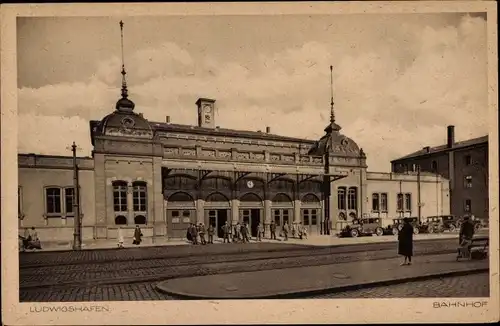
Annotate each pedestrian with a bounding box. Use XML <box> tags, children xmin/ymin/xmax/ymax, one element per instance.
<box><xmin>133</xmin><ymin>225</ymin><xmax>143</xmax><ymax>245</ymax></box>
<box><xmin>199</xmin><ymin>223</ymin><xmax>206</xmax><ymax>245</ymax></box>
<box><xmin>270</xmin><ymin>220</ymin><xmax>277</xmax><ymax>240</ymax></box>
<box><xmin>186</xmin><ymin>224</ymin><xmax>193</xmax><ymax>243</ymax></box>
<box><xmin>241</xmin><ymin>223</ymin><xmax>250</xmax><ymax>243</ymax></box>
<box><xmin>458</xmin><ymin>216</ymin><xmax>475</xmax><ymax>259</ymax></box>
<box><xmin>222</xmin><ymin>221</ymin><xmax>231</xmax><ymax>243</ymax></box>
<box><xmin>207</xmin><ymin>224</ymin><xmax>215</xmax><ymax>244</ymax></box>
<box><xmin>301</xmin><ymin>223</ymin><xmax>308</xmax><ymax>239</ymax></box>
<box><xmin>233</xmin><ymin>222</ymin><xmax>241</xmax><ymax>243</ymax></box>
<box><xmin>283</xmin><ymin>222</ymin><xmax>289</xmax><ymax>241</ymax></box>
<box><xmin>117</xmin><ymin>226</ymin><xmax>124</xmax><ymax>248</ymax></box>
<box><xmin>191</xmin><ymin>223</ymin><xmax>199</xmax><ymax>245</ymax></box>
<box><xmin>22</xmin><ymin>227</ymin><xmax>31</xmax><ymax>251</ymax></box>
<box><xmin>291</xmin><ymin>223</ymin><xmax>297</xmax><ymax>238</ymax></box>
<box><xmin>257</xmin><ymin>223</ymin><xmax>264</xmax><ymax>241</ymax></box>
<box><xmin>398</xmin><ymin>218</ymin><xmax>414</xmax><ymax>265</ymax></box>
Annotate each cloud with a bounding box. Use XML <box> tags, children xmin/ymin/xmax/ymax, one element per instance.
<box><xmin>17</xmin><ymin>14</ymin><xmax>488</xmax><ymax>172</ymax></box>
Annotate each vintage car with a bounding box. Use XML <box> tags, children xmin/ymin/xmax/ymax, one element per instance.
<box><xmin>338</xmin><ymin>218</ymin><xmax>385</xmax><ymax>238</ymax></box>
<box><xmin>390</xmin><ymin>217</ymin><xmax>426</xmax><ymax>235</ymax></box>
<box><xmin>425</xmin><ymin>216</ymin><xmax>445</xmax><ymax>233</ymax></box>
<box><xmin>427</xmin><ymin>215</ymin><xmax>460</xmax><ymax>232</ymax></box>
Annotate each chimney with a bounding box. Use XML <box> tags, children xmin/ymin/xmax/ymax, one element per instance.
<box><xmin>423</xmin><ymin>146</ymin><xmax>430</xmax><ymax>153</ymax></box>
<box><xmin>166</xmin><ymin>116</ymin><xmax>171</xmax><ymax>123</ymax></box>
<box><xmin>266</xmin><ymin>126</ymin><xmax>271</xmax><ymax>133</ymax></box>
<box><xmin>447</xmin><ymin>125</ymin><xmax>455</xmax><ymax>148</ymax></box>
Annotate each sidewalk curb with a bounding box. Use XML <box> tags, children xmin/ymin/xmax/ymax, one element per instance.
<box><xmin>20</xmin><ymin>237</ymin><xmax>459</xmax><ymax>268</ymax></box>
<box><xmin>155</xmin><ymin>267</ymin><xmax>489</xmax><ymax>300</ymax></box>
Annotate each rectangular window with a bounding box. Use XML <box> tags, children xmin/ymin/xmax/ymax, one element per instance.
<box><xmin>182</xmin><ymin>210</ymin><xmax>191</xmax><ymax>217</ymax></box>
<box><xmin>397</xmin><ymin>193</ymin><xmax>404</xmax><ymax>211</ymax></box>
<box><xmin>371</xmin><ymin>193</ymin><xmax>380</xmax><ymax>212</ymax></box>
<box><xmin>273</xmin><ymin>209</ymin><xmax>281</xmax><ymax>226</ymax></box>
<box><xmin>113</xmin><ymin>183</ymin><xmax>128</xmax><ymax>212</ymax></box>
<box><xmin>171</xmin><ymin>210</ymin><xmax>179</xmax><ymax>217</ymax></box>
<box><xmin>337</xmin><ymin>187</ymin><xmax>346</xmax><ymax>210</ymax></box>
<box><xmin>464</xmin><ymin>199</ymin><xmax>472</xmax><ymax>212</ymax></box>
<box><xmin>283</xmin><ymin>209</ymin><xmax>290</xmax><ymax>224</ymax></box>
<box><xmin>64</xmin><ymin>187</ymin><xmax>75</xmax><ymax>214</ymax></box>
<box><xmin>380</xmin><ymin>193</ymin><xmax>388</xmax><ymax>212</ymax></box>
<box><xmin>303</xmin><ymin>209</ymin><xmax>310</xmax><ymax>225</ymax></box>
<box><xmin>133</xmin><ymin>184</ymin><xmax>147</xmax><ymax>211</ymax></box>
<box><xmin>45</xmin><ymin>187</ymin><xmax>62</xmax><ymax>214</ymax></box>
<box><xmin>311</xmin><ymin>209</ymin><xmax>318</xmax><ymax>225</ymax></box>
<box><xmin>405</xmin><ymin>193</ymin><xmax>412</xmax><ymax>211</ymax></box>
<box><xmin>347</xmin><ymin>187</ymin><xmax>357</xmax><ymax>210</ymax></box>
<box><xmin>465</xmin><ymin>155</ymin><xmax>472</xmax><ymax>166</ymax></box>
<box><xmin>464</xmin><ymin>176</ymin><xmax>472</xmax><ymax>188</ymax></box>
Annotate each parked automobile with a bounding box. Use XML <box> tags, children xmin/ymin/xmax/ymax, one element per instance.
<box><xmin>391</xmin><ymin>217</ymin><xmax>425</xmax><ymax>235</ymax></box>
<box><xmin>425</xmin><ymin>216</ymin><xmax>445</xmax><ymax>233</ymax></box>
<box><xmin>425</xmin><ymin>215</ymin><xmax>461</xmax><ymax>232</ymax></box>
<box><xmin>338</xmin><ymin>218</ymin><xmax>385</xmax><ymax>238</ymax></box>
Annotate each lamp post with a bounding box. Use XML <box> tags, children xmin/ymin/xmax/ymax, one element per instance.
<box><xmin>68</xmin><ymin>142</ymin><xmax>82</xmax><ymax>250</ymax></box>
<box><xmin>417</xmin><ymin>164</ymin><xmax>422</xmax><ymax>222</ymax></box>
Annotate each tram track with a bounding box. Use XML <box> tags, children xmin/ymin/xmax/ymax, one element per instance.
<box><xmin>19</xmin><ymin>237</ymin><xmax>457</xmax><ymax>270</ymax></box>
<box><xmin>20</xmin><ymin>242</ymin><xmax>457</xmax><ymax>290</ymax></box>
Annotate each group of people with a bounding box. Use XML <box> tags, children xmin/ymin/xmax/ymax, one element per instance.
<box><xmin>116</xmin><ymin>225</ymin><xmax>143</xmax><ymax>248</ymax></box>
<box><xmin>186</xmin><ymin>220</ymin><xmax>309</xmax><ymax>244</ymax></box>
<box><xmin>397</xmin><ymin>215</ymin><xmax>477</xmax><ymax>265</ymax></box>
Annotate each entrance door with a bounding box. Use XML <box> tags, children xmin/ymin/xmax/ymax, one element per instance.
<box><xmin>167</xmin><ymin>209</ymin><xmax>195</xmax><ymax>239</ymax></box>
<box><xmin>273</xmin><ymin>208</ymin><xmax>291</xmax><ymax>229</ymax></box>
<box><xmin>240</xmin><ymin>209</ymin><xmax>262</xmax><ymax>237</ymax></box>
<box><xmin>302</xmin><ymin>208</ymin><xmax>319</xmax><ymax>234</ymax></box>
<box><xmin>207</xmin><ymin>209</ymin><xmax>229</xmax><ymax>238</ymax></box>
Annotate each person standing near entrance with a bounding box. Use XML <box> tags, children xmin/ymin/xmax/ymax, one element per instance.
<box><xmin>283</xmin><ymin>222</ymin><xmax>290</xmax><ymax>241</ymax></box>
<box><xmin>233</xmin><ymin>222</ymin><xmax>241</xmax><ymax>243</ymax></box>
<box><xmin>191</xmin><ymin>223</ymin><xmax>199</xmax><ymax>245</ymax></box>
<box><xmin>257</xmin><ymin>223</ymin><xmax>264</xmax><ymax>241</ymax></box>
<box><xmin>222</xmin><ymin>221</ymin><xmax>231</xmax><ymax>243</ymax></box>
<box><xmin>198</xmin><ymin>223</ymin><xmax>207</xmax><ymax>245</ymax></box>
<box><xmin>207</xmin><ymin>224</ymin><xmax>215</xmax><ymax>244</ymax></box>
<box><xmin>241</xmin><ymin>223</ymin><xmax>250</xmax><ymax>243</ymax></box>
<box><xmin>398</xmin><ymin>218</ymin><xmax>414</xmax><ymax>265</ymax></box>
<box><xmin>270</xmin><ymin>221</ymin><xmax>277</xmax><ymax>240</ymax></box>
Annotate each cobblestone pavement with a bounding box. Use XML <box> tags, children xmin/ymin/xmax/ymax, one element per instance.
<box><xmin>20</xmin><ymin>272</ymin><xmax>490</xmax><ymax>302</ymax></box>
<box><xmin>308</xmin><ymin>273</ymin><xmax>490</xmax><ymax>298</ymax></box>
<box><xmin>20</xmin><ymin>239</ymin><xmax>459</xmax><ymax>290</ymax></box>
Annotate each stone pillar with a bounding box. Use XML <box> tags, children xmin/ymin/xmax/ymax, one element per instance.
<box><xmin>231</xmin><ymin>199</ymin><xmax>240</xmax><ymax>225</ymax></box>
<box><xmin>264</xmin><ymin>199</ymin><xmax>272</xmax><ymax>236</ymax></box>
<box><xmin>293</xmin><ymin>199</ymin><xmax>301</xmax><ymax>223</ymax></box>
<box><xmin>127</xmin><ymin>182</ymin><xmax>134</xmax><ymax>225</ymax></box>
<box><xmin>196</xmin><ymin>199</ymin><xmax>205</xmax><ymax>224</ymax></box>
<box><xmin>94</xmin><ymin>153</ymin><xmax>108</xmax><ymax>239</ymax></box>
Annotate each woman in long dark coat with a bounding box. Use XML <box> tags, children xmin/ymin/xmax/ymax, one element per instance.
<box><xmin>133</xmin><ymin>225</ymin><xmax>143</xmax><ymax>245</ymax></box>
<box><xmin>398</xmin><ymin>218</ymin><xmax>414</xmax><ymax>265</ymax></box>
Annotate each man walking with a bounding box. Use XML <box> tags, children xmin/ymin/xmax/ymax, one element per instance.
<box><xmin>270</xmin><ymin>221</ymin><xmax>277</xmax><ymax>240</ymax></box>
<box><xmin>207</xmin><ymin>224</ymin><xmax>215</xmax><ymax>244</ymax></box>
<box><xmin>458</xmin><ymin>216</ymin><xmax>475</xmax><ymax>259</ymax></box>
<box><xmin>222</xmin><ymin>221</ymin><xmax>231</xmax><ymax>243</ymax></box>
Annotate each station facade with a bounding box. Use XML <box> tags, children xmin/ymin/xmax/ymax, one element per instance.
<box><xmin>17</xmin><ymin>84</ymin><xmax>451</xmax><ymax>244</ymax></box>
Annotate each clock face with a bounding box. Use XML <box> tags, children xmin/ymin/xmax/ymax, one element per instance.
<box><xmin>121</xmin><ymin>117</ymin><xmax>135</xmax><ymax>128</ymax></box>
<box><xmin>246</xmin><ymin>180</ymin><xmax>254</xmax><ymax>189</ymax></box>
<box><xmin>203</xmin><ymin>104</ymin><xmax>213</xmax><ymax>113</ymax></box>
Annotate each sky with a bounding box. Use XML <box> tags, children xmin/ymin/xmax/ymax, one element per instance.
<box><xmin>16</xmin><ymin>13</ymin><xmax>488</xmax><ymax>172</ymax></box>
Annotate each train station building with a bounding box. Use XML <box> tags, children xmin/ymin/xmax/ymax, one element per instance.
<box><xmin>17</xmin><ymin>74</ymin><xmax>451</xmax><ymax>244</ymax></box>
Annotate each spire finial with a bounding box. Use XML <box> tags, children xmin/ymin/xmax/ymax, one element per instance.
<box><xmin>115</xmin><ymin>20</ymin><xmax>135</xmax><ymax>112</ymax></box>
<box><xmin>329</xmin><ymin>65</ymin><xmax>335</xmax><ymax>124</ymax></box>
<box><xmin>120</xmin><ymin>20</ymin><xmax>128</xmax><ymax>99</ymax></box>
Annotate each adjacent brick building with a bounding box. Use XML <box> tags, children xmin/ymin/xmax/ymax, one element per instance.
<box><xmin>391</xmin><ymin>125</ymin><xmax>488</xmax><ymax>221</ymax></box>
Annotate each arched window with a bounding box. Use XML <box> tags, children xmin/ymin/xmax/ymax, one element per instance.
<box><xmin>133</xmin><ymin>181</ymin><xmax>147</xmax><ymax>212</ymax></box>
<box><xmin>347</xmin><ymin>187</ymin><xmax>357</xmax><ymax>210</ymax></box>
<box><xmin>349</xmin><ymin>212</ymin><xmax>357</xmax><ymax>220</ymax></box>
<box><xmin>113</xmin><ymin>181</ymin><xmax>128</xmax><ymax>212</ymax></box>
<box><xmin>168</xmin><ymin>191</ymin><xmax>195</xmax><ymax>202</ymax></box>
<box><xmin>272</xmin><ymin>193</ymin><xmax>292</xmax><ymax>203</ymax></box>
<box><xmin>134</xmin><ymin>215</ymin><xmax>146</xmax><ymax>225</ymax></box>
<box><xmin>205</xmin><ymin>192</ymin><xmax>230</xmax><ymax>202</ymax></box>
<box><xmin>337</xmin><ymin>187</ymin><xmax>346</xmax><ymax>210</ymax></box>
<box><xmin>240</xmin><ymin>193</ymin><xmax>262</xmax><ymax>202</ymax></box>
<box><xmin>302</xmin><ymin>193</ymin><xmax>320</xmax><ymax>203</ymax></box>
<box><xmin>115</xmin><ymin>215</ymin><xmax>127</xmax><ymax>225</ymax></box>
<box><xmin>338</xmin><ymin>212</ymin><xmax>347</xmax><ymax>220</ymax></box>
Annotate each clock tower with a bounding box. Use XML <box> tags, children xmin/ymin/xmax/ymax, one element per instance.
<box><xmin>196</xmin><ymin>98</ymin><xmax>216</xmax><ymax>128</ymax></box>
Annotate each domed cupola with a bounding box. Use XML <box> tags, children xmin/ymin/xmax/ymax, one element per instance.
<box><xmin>91</xmin><ymin>20</ymin><xmax>153</xmax><ymax>140</ymax></box>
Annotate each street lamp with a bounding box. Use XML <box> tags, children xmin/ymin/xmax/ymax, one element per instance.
<box><xmin>67</xmin><ymin>142</ymin><xmax>82</xmax><ymax>250</ymax></box>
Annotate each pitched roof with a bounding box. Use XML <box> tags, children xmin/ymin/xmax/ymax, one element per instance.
<box><xmin>150</xmin><ymin>121</ymin><xmax>316</xmax><ymax>144</ymax></box>
<box><xmin>391</xmin><ymin>135</ymin><xmax>488</xmax><ymax>162</ymax></box>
